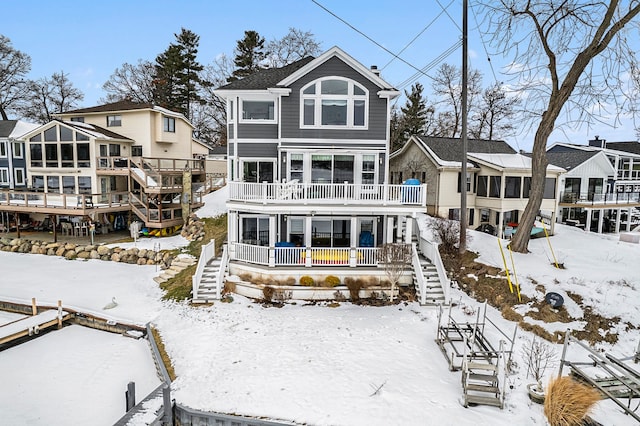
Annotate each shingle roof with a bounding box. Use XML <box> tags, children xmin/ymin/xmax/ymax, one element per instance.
<box><xmin>605</xmin><ymin>141</ymin><xmax>640</xmax><ymax>155</ymax></box>
<box><xmin>216</xmin><ymin>57</ymin><xmax>316</xmax><ymax>90</ymax></box>
<box><xmin>63</xmin><ymin>100</ymin><xmax>154</xmax><ymax>114</ymax></box>
<box><xmin>56</xmin><ymin>119</ymin><xmax>133</xmax><ymax>141</ymax></box>
<box><xmin>415</xmin><ymin>136</ymin><xmax>516</xmax><ymax>162</ymax></box>
<box><xmin>545</xmin><ymin>150</ymin><xmax>599</xmax><ymax>171</ymax></box>
<box><xmin>0</xmin><ymin>120</ymin><xmax>18</xmax><ymax>138</ymax></box>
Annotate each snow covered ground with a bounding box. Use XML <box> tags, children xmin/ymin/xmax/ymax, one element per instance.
<box><xmin>1</xmin><ymin>184</ymin><xmax>639</xmax><ymax>425</ymax></box>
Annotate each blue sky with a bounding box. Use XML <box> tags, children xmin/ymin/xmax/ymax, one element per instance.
<box><xmin>3</xmin><ymin>0</ymin><xmax>638</xmax><ymax>149</ymax></box>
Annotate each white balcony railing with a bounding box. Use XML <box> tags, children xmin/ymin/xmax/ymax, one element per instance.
<box><xmin>232</xmin><ymin>242</ymin><xmax>380</xmax><ymax>267</ymax></box>
<box><xmin>228</xmin><ymin>181</ymin><xmax>426</xmax><ymax>206</ymax></box>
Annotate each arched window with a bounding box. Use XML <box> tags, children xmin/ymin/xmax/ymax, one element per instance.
<box><xmin>300</xmin><ymin>78</ymin><xmax>368</xmax><ymax>128</ymax></box>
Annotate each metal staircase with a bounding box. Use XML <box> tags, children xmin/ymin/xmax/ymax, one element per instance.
<box><xmin>461</xmin><ymin>341</ymin><xmax>506</xmax><ymax>408</ymax></box>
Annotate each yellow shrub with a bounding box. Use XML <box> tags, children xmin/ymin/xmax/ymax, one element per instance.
<box><xmin>299</xmin><ymin>275</ymin><xmax>315</xmax><ymax>286</ymax></box>
<box><xmin>324</xmin><ymin>275</ymin><xmax>341</xmax><ymax>287</ymax></box>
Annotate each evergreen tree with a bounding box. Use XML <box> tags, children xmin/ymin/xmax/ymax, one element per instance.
<box><xmin>153</xmin><ymin>28</ymin><xmax>204</xmax><ymax>118</ymax></box>
<box><xmin>401</xmin><ymin>82</ymin><xmax>428</xmax><ymax>140</ymax></box>
<box><xmin>228</xmin><ymin>30</ymin><xmax>266</xmax><ymax>82</ymax></box>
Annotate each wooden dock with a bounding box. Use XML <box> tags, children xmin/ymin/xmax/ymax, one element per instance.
<box><xmin>0</xmin><ymin>308</ymin><xmax>72</xmax><ymax>346</ymax></box>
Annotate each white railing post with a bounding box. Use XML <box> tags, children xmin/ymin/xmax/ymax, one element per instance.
<box><xmin>215</xmin><ymin>245</ymin><xmax>228</xmax><ymax>299</ymax></box>
<box><xmin>411</xmin><ymin>243</ymin><xmax>427</xmax><ymax>305</ymax></box>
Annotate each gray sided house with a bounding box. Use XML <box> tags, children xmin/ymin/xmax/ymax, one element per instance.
<box><xmin>0</xmin><ymin>120</ymin><xmax>38</xmax><ymax>190</ymax></box>
<box><xmin>208</xmin><ymin>46</ymin><xmax>448</xmax><ymax>304</ymax></box>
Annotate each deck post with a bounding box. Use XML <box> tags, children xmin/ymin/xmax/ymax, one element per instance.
<box><xmin>163</xmin><ymin>384</ymin><xmax>173</xmax><ymax>425</ymax></box>
<box><xmin>57</xmin><ymin>300</ymin><xmax>63</xmax><ymax>329</ymax></box>
<box><xmin>125</xmin><ymin>381</ymin><xmax>136</xmax><ymax>411</ymax></box>
<box><xmin>31</xmin><ymin>298</ymin><xmax>37</xmax><ymax>316</ymax></box>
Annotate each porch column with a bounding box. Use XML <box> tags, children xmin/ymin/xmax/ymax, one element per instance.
<box><xmin>305</xmin><ymin>216</ymin><xmax>313</xmax><ymax>267</ymax></box>
<box><xmin>597</xmin><ymin>208</ymin><xmax>604</xmax><ymax>234</ymax></box>
<box><xmin>405</xmin><ymin>216</ymin><xmax>413</xmax><ymax>244</ymax></box>
<box><xmin>497</xmin><ymin>211</ymin><xmax>504</xmax><ymax>239</ymax></box>
<box><xmin>549</xmin><ymin>210</ymin><xmax>556</xmax><ymax>235</ymax></box>
<box><xmin>585</xmin><ymin>209</ymin><xmax>592</xmax><ymax>232</ymax></box>
<box><xmin>268</xmin><ymin>215</ymin><xmax>276</xmax><ymax>267</ymax></box>
<box><xmin>228</xmin><ymin>211</ymin><xmax>237</xmax><ymax>259</ymax></box>
<box><xmin>386</xmin><ymin>216</ymin><xmax>394</xmax><ymax>244</ymax></box>
<box><xmin>615</xmin><ymin>208</ymin><xmax>621</xmax><ymax>233</ymax></box>
<box><xmin>349</xmin><ymin>217</ymin><xmax>358</xmax><ymax>267</ymax></box>
<box><xmin>627</xmin><ymin>207</ymin><xmax>633</xmax><ymax>231</ymax></box>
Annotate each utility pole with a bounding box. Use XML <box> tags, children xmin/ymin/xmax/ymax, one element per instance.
<box><xmin>459</xmin><ymin>0</ymin><xmax>468</xmax><ymax>254</ymax></box>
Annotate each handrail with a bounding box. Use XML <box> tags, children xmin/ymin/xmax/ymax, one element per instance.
<box><xmin>215</xmin><ymin>244</ymin><xmax>228</xmax><ymax>299</ymax></box>
<box><xmin>192</xmin><ymin>239</ymin><xmax>216</xmax><ymax>301</ymax></box>
<box><xmin>416</xmin><ymin>235</ymin><xmax>450</xmax><ymax>304</ymax></box>
<box><xmin>411</xmin><ymin>243</ymin><xmax>427</xmax><ymax>305</ymax></box>
<box><xmin>228</xmin><ymin>181</ymin><xmax>427</xmax><ymax>206</ymax></box>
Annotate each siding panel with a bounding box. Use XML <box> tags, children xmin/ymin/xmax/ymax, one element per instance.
<box><xmin>237</xmin><ymin>123</ymin><xmax>278</xmax><ymax>139</ymax></box>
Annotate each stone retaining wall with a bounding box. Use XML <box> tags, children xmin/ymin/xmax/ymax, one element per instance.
<box><xmin>0</xmin><ymin>236</ymin><xmax>175</xmax><ymax>268</ymax></box>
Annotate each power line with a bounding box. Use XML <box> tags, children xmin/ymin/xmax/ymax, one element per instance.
<box><xmin>311</xmin><ymin>0</ymin><xmax>437</xmax><ymax>82</ymax></box>
<box><xmin>381</xmin><ymin>0</ymin><xmax>456</xmax><ymax>71</ymax></box>
<box><xmin>396</xmin><ymin>40</ymin><xmax>462</xmax><ymax>90</ymax></box>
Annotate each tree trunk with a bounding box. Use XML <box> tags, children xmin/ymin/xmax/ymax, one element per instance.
<box><xmin>510</xmin><ymin>112</ymin><xmax>553</xmax><ymax>253</ymax></box>
<box><xmin>0</xmin><ymin>106</ymin><xmax>8</xmax><ymax>120</ymax></box>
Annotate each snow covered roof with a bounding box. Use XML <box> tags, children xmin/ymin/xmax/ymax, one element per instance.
<box><xmin>469</xmin><ymin>152</ymin><xmax>565</xmax><ymax>172</ymax></box>
<box><xmin>0</xmin><ymin>120</ymin><xmax>39</xmax><ymax>139</ymax></box>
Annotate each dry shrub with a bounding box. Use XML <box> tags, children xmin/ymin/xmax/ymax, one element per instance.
<box><xmin>544</xmin><ymin>376</ymin><xmax>600</xmax><ymax>426</ymax></box>
<box><xmin>345</xmin><ymin>277</ymin><xmax>364</xmax><ymax>301</ymax></box>
<box><xmin>262</xmin><ymin>285</ymin><xmax>275</xmax><ymax>302</ymax></box>
<box><xmin>324</xmin><ymin>275</ymin><xmax>341</xmax><ymax>287</ymax></box>
<box><xmin>282</xmin><ymin>276</ymin><xmax>296</xmax><ymax>286</ymax></box>
<box><xmin>428</xmin><ymin>216</ymin><xmax>462</xmax><ymax>254</ymax></box>
<box><xmin>223</xmin><ymin>280</ymin><xmax>236</xmax><ymax>295</ymax></box>
<box><xmin>299</xmin><ymin>275</ymin><xmax>315</xmax><ymax>286</ymax></box>
<box><xmin>501</xmin><ymin>306</ymin><xmax>523</xmax><ymax>322</ymax></box>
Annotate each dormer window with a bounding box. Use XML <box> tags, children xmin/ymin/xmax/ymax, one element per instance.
<box><xmin>163</xmin><ymin>116</ymin><xmax>176</xmax><ymax>132</ymax></box>
<box><xmin>301</xmin><ymin>78</ymin><xmax>368</xmax><ymax>129</ymax></box>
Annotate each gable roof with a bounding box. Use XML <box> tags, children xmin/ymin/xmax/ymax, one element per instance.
<box><xmin>216</xmin><ymin>57</ymin><xmax>315</xmax><ymax>91</ymax></box>
<box><xmin>63</xmin><ymin>100</ymin><xmax>154</xmax><ymax>114</ymax></box>
<box><xmin>605</xmin><ymin>141</ymin><xmax>640</xmax><ymax>155</ymax></box>
<box><xmin>20</xmin><ymin>119</ymin><xmax>133</xmax><ymax>142</ymax></box>
<box><xmin>470</xmin><ymin>152</ymin><xmax>564</xmax><ymax>173</ymax></box>
<box><xmin>545</xmin><ymin>150</ymin><xmax>600</xmax><ymax>171</ymax></box>
<box><xmin>0</xmin><ymin>120</ymin><xmax>39</xmax><ymax>139</ymax></box>
<box><xmin>215</xmin><ymin>46</ymin><xmax>398</xmax><ymax>95</ymax></box>
<box><xmin>415</xmin><ymin>136</ymin><xmax>516</xmax><ymax>162</ymax></box>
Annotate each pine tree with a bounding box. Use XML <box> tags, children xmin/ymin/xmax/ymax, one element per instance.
<box><xmin>228</xmin><ymin>30</ymin><xmax>266</xmax><ymax>82</ymax></box>
<box><xmin>401</xmin><ymin>83</ymin><xmax>428</xmax><ymax>140</ymax></box>
<box><xmin>152</xmin><ymin>28</ymin><xmax>204</xmax><ymax>118</ymax></box>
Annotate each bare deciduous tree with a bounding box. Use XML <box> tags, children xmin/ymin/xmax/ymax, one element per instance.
<box><xmin>470</xmin><ymin>82</ymin><xmax>520</xmax><ymax>140</ymax></box>
<box><xmin>0</xmin><ymin>35</ymin><xmax>31</xmax><ymax>120</ymax></box>
<box><xmin>522</xmin><ymin>336</ymin><xmax>556</xmax><ymax>389</ymax></box>
<box><xmin>377</xmin><ymin>243</ymin><xmax>411</xmax><ymax>302</ymax></box>
<box><xmin>432</xmin><ymin>63</ymin><xmax>482</xmax><ymax>138</ymax></box>
<box><xmin>102</xmin><ymin>60</ymin><xmax>155</xmax><ymax>104</ymax></box>
<box><xmin>21</xmin><ymin>71</ymin><xmax>84</xmax><ymax>123</ymax></box>
<box><xmin>479</xmin><ymin>0</ymin><xmax>640</xmax><ymax>253</ymax></box>
<box><xmin>265</xmin><ymin>27</ymin><xmax>321</xmax><ymax>68</ymax></box>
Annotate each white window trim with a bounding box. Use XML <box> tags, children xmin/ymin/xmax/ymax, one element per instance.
<box><xmin>12</xmin><ymin>142</ymin><xmax>23</xmax><ymax>158</ymax></box>
<box><xmin>285</xmin><ymin>150</ymin><xmax>379</xmax><ymax>185</ymax></box>
<box><xmin>0</xmin><ymin>167</ymin><xmax>10</xmax><ymax>184</ymax></box>
<box><xmin>239</xmin><ymin>97</ymin><xmax>278</xmax><ymax>124</ymax></box>
<box><xmin>228</xmin><ymin>99</ymin><xmax>235</xmax><ymax>123</ymax></box>
<box><xmin>14</xmin><ymin>168</ymin><xmax>25</xmax><ymax>185</ymax></box>
<box><xmin>299</xmin><ymin>77</ymin><xmax>369</xmax><ymax>130</ymax></box>
<box><xmin>0</xmin><ymin>141</ymin><xmax>6</xmax><ymax>158</ymax></box>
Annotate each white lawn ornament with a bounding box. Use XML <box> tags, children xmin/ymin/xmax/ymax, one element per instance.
<box><xmin>103</xmin><ymin>297</ymin><xmax>118</xmax><ymax>310</ymax></box>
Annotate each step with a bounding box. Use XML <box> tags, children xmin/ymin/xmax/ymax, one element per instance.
<box><xmin>153</xmin><ymin>276</ymin><xmax>167</xmax><ymax>284</ymax></box>
<box><xmin>465</xmin><ymin>394</ymin><xmax>503</xmax><ymax>408</ymax></box>
<box><xmin>467</xmin><ymin>372</ymin><xmax>498</xmax><ymax>383</ymax></box>
<box><xmin>162</xmin><ymin>269</ymin><xmax>179</xmax><ymax>277</ymax></box>
<box><xmin>465</xmin><ymin>384</ymin><xmax>500</xmax><ymax>394</ymax></box>
<box><xmin>467</xmin><ymin>362</ymin><xmax>498</xmax><ymax>372</ymax></box>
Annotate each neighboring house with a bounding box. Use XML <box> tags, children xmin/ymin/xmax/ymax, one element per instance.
<box><xmin>547</xmin><ymin>137</ymin><xmax>640</xmax><ymax>232</ymax></box>
<box><xmin>1</xmin><ymin>120</ymin><xmax>39</xmax><ymax>190</ymax></box>
<box><xmin>206</xmin><ymin>46</ymin><xmax>446</xmax><ymax>304</ymax></box>
<box><xmin>390</xmin><ymin>136</ymin><xmax>565</xmax><ymax>238</ymax></box>
<box><xmin>0</xmin><ymin>102</ymin><xmax>208</xmax><ymax>233</ymax></box>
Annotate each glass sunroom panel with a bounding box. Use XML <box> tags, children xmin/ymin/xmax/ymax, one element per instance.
<box><xmin>312</xmin><ymin>155</ymin><xmax>332</xmax><ymax>183</ymax></box>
